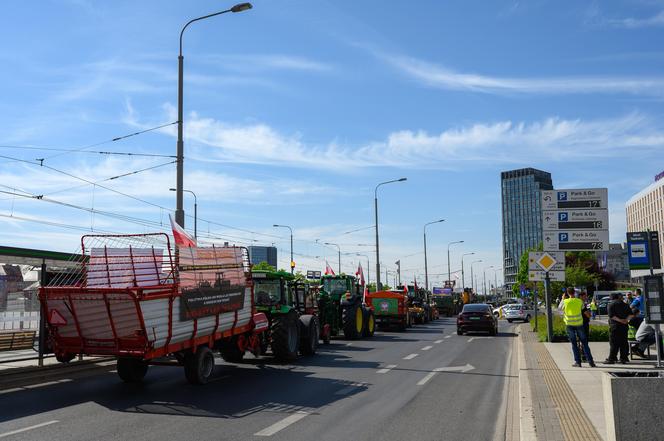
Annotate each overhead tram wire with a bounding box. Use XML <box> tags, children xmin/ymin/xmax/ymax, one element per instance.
<box><xmin>38</xmin><ymin>121</ymin><xmax>178</xmax><ymax>162</ymax></box>
<box><xmin>0</xmin><ymin>145</ymin><xmax>176</xmax><ymax>159</ymax></box>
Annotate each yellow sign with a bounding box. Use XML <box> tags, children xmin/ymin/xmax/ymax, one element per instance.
<box><xmin>290</xmin><ymin>261</ymin><xmax>296</xmax><ymax>268</ymax></box>
<box><xmin>536</xmin><ymin>253</ymin><xmax>557</xmax><ymax>272</ymax></box>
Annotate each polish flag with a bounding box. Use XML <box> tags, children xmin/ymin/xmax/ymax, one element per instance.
<box><xmin>325</xmin><ymin>261</ymin><xmax>335</xmax><ymax>276</ymax></box>
<box><xmin>169</xmin><ymin>214</ymin><xmax>197</xmax><ymax>248</ymax></box>
<box><xmin>355</xmin><ymin>263</ymin><xmax>365</xmax><ymax>286</ymax></box>
<box><xmin>414</xmin><ymin>276</ymin><xmax>418</xmax><ymax>291</ymax></box>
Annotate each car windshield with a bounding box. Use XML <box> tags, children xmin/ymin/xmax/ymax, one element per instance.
<box><xmin>323</xmin><ymin>278</ymin><xmax>347</xmax><ymax>296</ymax></box>
<box><xmin>254</xmin><ymin>280</ymin><xmax>281</xmax><ymax>305</ymax></box>
<box><xmin>463</xmin><ymin>304</ymin><xmax>490</xmax><ymax>313</ymax></box>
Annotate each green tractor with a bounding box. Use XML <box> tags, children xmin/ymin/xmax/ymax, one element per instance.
<box><xmin>242</xmin><ymin>270</ymin><xmax>320</xmax><ymax>362</ymax></box>
<box><xmin>318</xmin><ymin>274</ymin><xmax>375</xmax><ymax>340</ymax></box>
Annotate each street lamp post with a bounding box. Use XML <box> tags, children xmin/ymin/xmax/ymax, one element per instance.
<box><xmin>471</xmin><ymin>259</ymin><xmax>482</xmax><ymax>296</ymax></box>
<box><xmin>461</xmin><ymin>252</ymin><xmax>474</xmax><ymax>291</ymax></box>
<box><xmin>374</xmin><ymin>178</ymin><xmax>407</xmax><ymax>290</ymax></box>
<box><xmin>170</xmin><ymin>188</ymin><xmax>197</xmax><ymax>239</ymax></box>
<box><xmin>273</xmin><ymin>224</ymin><xmax>293</xmax><ymax>274</ymax></box>
<box><xmin>484</xmin><ymin>266</ymin><xmax>493</xmax><ymax>302</ymax></box>
<box><xmin>175</xmin><ymin>3</ymin><xmax>252</xmax><ymax>228</ymax></box>
<box><xmin>447</xmin><ymin>240</ymin><xmax>464</xmax><ymax>287</ymax></box>
<box><xmin>325</xmin><ymin>242</ymin><xmax>341</xmax><ymax>274</ymax></box>
<box><xmin>492</xmin><ymin>267</ymin><xmax>502</xmax><ymax>297</ymax></box>
<box><xmin>423</xmin><ymin>219</ymin><xmax>445</xmax><ymax>291</ymax></box>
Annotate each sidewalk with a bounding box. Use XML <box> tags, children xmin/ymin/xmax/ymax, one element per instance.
<box><xmin>519</xmin><ymin>324</ymin><xmax>660</xmax><ymax>441</ymax></box>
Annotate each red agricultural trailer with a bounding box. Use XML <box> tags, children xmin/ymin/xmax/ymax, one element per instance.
<box><xmin>39</xmin><ymin>233</ymin><xmax>268</xmax><ymax>384</ymax></box>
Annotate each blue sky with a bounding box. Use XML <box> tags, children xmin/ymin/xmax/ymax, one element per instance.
<box><xmin>1</xmin><ymin>0</ymin><xmax>664</xmax><ymax>288</ymax></box>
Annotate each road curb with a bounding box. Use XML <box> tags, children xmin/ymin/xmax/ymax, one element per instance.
<box><xmin>518</xmin><ymin>326</ymin><xmax>537</xmax><ymax>441</ymax></box>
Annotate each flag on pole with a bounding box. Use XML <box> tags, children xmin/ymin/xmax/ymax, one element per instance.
<box><xmin>325</xmin><ymin>261</ymin><xmax>336</xmax><ymax>276</ymax></box>
<box><xmin>355</xmin><ymin>263</ymin><xmax>365</xmax><ymax>286</ymax></box>
<box><xmin>414</xmin><ymin>276</ymin><xmax>418</xmax><ymax>291</ymax></box>
<box><xmin>169</xmin><ymin>214</ymin><xmax>197</xmax><ymax>248</ymax></box>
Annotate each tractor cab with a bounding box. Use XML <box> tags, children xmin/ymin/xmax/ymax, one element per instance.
<box><xmin>252</xmin><ymin>270</ymin><xmax>294</xmax><ymax>312</ymax></box>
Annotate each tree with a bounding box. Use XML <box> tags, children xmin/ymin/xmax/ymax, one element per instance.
<box><xmin>252</xmin><ymin>261</ymin><xmax>275</xmax><ymax>272</ymax></box>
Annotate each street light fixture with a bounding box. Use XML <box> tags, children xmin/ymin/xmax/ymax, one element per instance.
<box><xmin>423</xmin><ymin>219</ymin><xmax>445</xmax><ymax>291</ymax></box>
<box><xmin>174</xmin><ymin>3</ymin><xmax>252</xmax><ymax>229</ymax></box>
<box><xmin>169</xmin><ymin>188</ymin><xmax>197</xmax><ymax>239</ymax></box>
<box><xmin>324</xmin><ymin>242</ymin><xmax>341</xmax><ymax>274</ymax></box>
<box><xmin>470</xmin><ymin>259</ymin><xmax>482</xmax><ymax>296</ymax></box>
<box><xmin>273</xmin><ymin>224</ymin><xmax>293</xmax><ymax>274</ymax></box>
<box><xmin>461</xmin><ymin>252</ymin><xmax>474</xmax><ymax>291</ymax></box>
<box><xmin>374</xmin><ymin>178</ymin><xmax>407</xmax><ymax>290</ymax></box>
<box><xmin>447</xmin><ymin>240</ymin><xmax>464</xmax><ymax>287</ymax></box>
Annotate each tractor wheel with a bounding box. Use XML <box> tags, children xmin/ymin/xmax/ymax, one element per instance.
<box><xmin>342</xmin><ymin>303</ymin><xmax>364</xmax><ymax>340</ymax></box>
<box><xmin>271</xmin><ymin>311</ymin><xmax>300</xmax><ymax>362</ymax></box>
<box><xmin>184</xmin><ymin>346</ymin><xmax>215</xmax><ymax>385</ymax></box>
<box><xmin>299</xmin><ymin>315</ymin><xmax>320</xmax><ymax>356</ymax></box>
<box><xmin>219</xmin><ymin>336</ymin><xmax>244</xmax><ymax>363</ymax></box>
<box><xmin>362</xmin><ymin>308</ymin><xmax>375</xmax><ymax>338</ymax></box>
<box><xmin>117</xmin><ymin>357</ymin><xmax>148</xmax><ymax>383</ymax></box>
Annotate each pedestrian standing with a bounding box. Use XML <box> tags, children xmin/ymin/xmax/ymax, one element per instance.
<box><xmin>590</xmin><ymin>298</ymin><xmax>598</xmax><ymax>320</ymax></box>
<box><xmin>559</xmin><ymin>287</ymin><xmax>596</xmax><ymax>367</ymax></box>
<box><xmin>605</xmin><ymin>292</ymin><xmax>633</xmax><ymax>364</ymax></box>
<box><xmin>630</xmin><ymin>288</ymin><xmax>644</xmax><ymax>319</ymax></box>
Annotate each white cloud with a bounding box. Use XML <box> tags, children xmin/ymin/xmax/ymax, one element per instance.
<box><xmin>136</xmin><ymin>107</ymin><xmax>664</xmax><ymax>170</ymax></box>
<box><xmin>608</xmin><ymin>10</ymin><xmax>664</xmax><ymax>28</ymax></box>
<box><xmin>376</xmin><ymin>53</ymin><xmax>664</xmax><ymax>97</ymax></box>
<box><xmin>201</xmin><ymin>54</ymin><xmax>333</xmax><ymax>73</ymax></box>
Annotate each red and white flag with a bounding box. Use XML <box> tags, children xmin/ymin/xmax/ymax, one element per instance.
<box><xmin>414</xmin><ymin>276</ymin><xmax>418</xmax><ymax>291</ymax></box>
<box><xmin>325</xmin><ymin>261</ymin><xmax>335</xmax><ymax>276</ymax></box>
<box><xmin>169</xmin><ymin>214</ymin><xmax>197</xmax><ymax>248</ymax></box>
<box><xmin>355</xmin><ymin>263</ymin><xmax>365</xmax><ymax>286</ymax></box>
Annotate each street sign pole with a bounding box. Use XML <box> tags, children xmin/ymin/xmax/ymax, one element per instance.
<box><xmin>545</xmin><ymin>271</ymin><xmax>553</xmax><ymax>343</ymax></box>
<box><xmin>647</xmin><ymin>229</ymin><xmax>663</xmax><ymax>368</ymax></box>
<box><xmin>534</xmin><ymin>296</ymin><xmax>538</xmax><ymax>332</ymax></box>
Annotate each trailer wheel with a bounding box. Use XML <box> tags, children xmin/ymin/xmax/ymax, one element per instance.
<box><xmin>117</xmin><ymin>357</ymin><xmax>148</xmax><ymax>383</ymax></box>
<box><xmin>271</xmin><ymin>311</ymin><xmax>299</xmax><ymax>362</ymax></box>
<box><xmin>184</xmin><ymin>346</ymin><xmax>215</xmax><ymax>385</ymax></box>
<box><xmin>219</xmin><ymin>337</ymin><xmax>244</xmax><ymax>363</ymax></box>
<box><xmin>299</xmin><ymin>315</ymin><xmax>319</xmax><ymax>356</ymax></box>
<box><xmin>362</xmin><ymin>308</ymin><xmax>375</xmax><ymax>338</ymax></box>
<box><xmin>342</xmin><ymin>303</ymin><xmax>363</xmax><ymax>340</ymax></box>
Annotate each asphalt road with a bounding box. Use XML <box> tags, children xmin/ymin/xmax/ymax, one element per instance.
<box><xmin>0</xmin><ymin>317</ymin><xmax>518</xmax><ymax>441</ymax></box>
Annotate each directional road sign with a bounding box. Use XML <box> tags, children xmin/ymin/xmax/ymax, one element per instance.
<box><xmin>528</xmin><ymin>251</ymin><xmax>565</xmax><ymax>272</ymax></box>
<box><xmin>542</xmin><ymin>209</ymin><xmax>609</xmax><ymax>231</ymax></box>
<box><xmin>529</xmin><ymin>270</ymin><xmax>565</xmax><ymax>282</ymax></box>
<box><xmin>542</xmin><ymin>188</ymin><xmax>608</xmax><ymax>210</ymax></box>
<box><xmin>543</xmin><ymin>230</ymin><xmax>609</xmax><ymax>251</ymax></box>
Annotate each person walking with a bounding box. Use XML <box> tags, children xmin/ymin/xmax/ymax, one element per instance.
<box><xmin>559</xmin><ymin>287</ymin><xmax>596</xmax><ymax>367</ymax></box>
<box><xmin>605</xmin><ymin>292</ymin><xmax>633</xmax><ymax>364</ymax></box>
<box><xmin>590</xmin><ymin>298</ymin><xmax>598</xmax><ymax>320</ymax></box>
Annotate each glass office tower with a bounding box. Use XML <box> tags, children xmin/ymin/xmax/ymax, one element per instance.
<box><xmin>501</xmin><ymin>168</ymin><xmax>553</xmax><ymax>290</ymax></box>
<box><xmin>248</xmin><ymin>246</ymin><xmax>278</xmax><ymax>268</ymax></box>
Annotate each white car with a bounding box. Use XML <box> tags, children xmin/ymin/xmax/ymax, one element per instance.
<box><xmin>503</xmin><ymin>304</ymin><xmax>534</xmax><ymax>322</ymax></box>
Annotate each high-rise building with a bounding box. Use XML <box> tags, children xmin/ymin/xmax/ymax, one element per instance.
<box><xmin>248</xmin><ymin>246</ymin><xmax>278</xmax><ymax>268</ymax></box>
<box><xmin>626</xmin><ymin>173</ymin><xmax>664</xmax><ymax>266</ymax></box>
<box><xmin>501</xmin><ymin>168</ymin><xmax>553</xmax><ymax>290</ymax></box>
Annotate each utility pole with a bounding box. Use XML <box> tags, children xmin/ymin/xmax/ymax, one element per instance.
<box><xmin>447</xmin><ymin>240</ymin><xmax>464</xmax><ymax>285</ymax></box>
<box><xmin>374</xmin><ymin>178</ymin><xmax>407</xmax><ymax>290</ymax></box>
<box><xmin>424</xmin><ymin>219</ymin><xmax>445</xmax><ymax>291</ymax></box>
<box><xmin>395</xmin><ymin>260</ymin><xmax>401</xmax><ymax>286</ymax></box>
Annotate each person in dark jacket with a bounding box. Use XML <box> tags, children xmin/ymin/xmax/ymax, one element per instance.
<box><xmin>605</xmin><ymin>292</ymin><xmax>633</xmax><ymax>364</ymax></box>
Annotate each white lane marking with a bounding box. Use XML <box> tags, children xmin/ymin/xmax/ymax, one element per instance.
<box><xmin>335</xmin><ymin>383</ymin><xmax>364</xmax><ymax>395</ymax></box>
<box><xmin>417</xmin><ymin>372</ymin><xmax>436</xmax><ymax>386</ymax></box>
<box><xmin>0</xmin><ymin>388</ymin><xmax>23</xmax><ymax>396</ymax></box>
<box><xmin>254</xmin><ymin>412</ymin><xmax>309</xmax><ymax>437</ymax></box>
<box><xmin>25</xmin><ymin>379</ymin><xmax>72</xmax><ymax>389</ymax></box>
<box><xmin>376</xmin><ymin>364</ymin><xmax>397</xmax><ymax>374</ymax></box>
<box><xmin>345</xmin><ymin>343</ymin><xmax>353</xmax><ymax>347</ymax></box>
<box><xmin>444</xmin><ymin>335</ymin><xmax>452</xmax><ymax>339</ymax></box>
<box><xmin>421</xmin><ymin>345</ymin><xmax>433</xmax><ymax>351</ymax></box>
<box><xmin>0</xmin><ymin>420</ymin><xmax>59</xmax><ymax>439</ymax></box>
<box><xmin>434</xmin><ymin>339</ymin><xmax>444</xmax><ymax>344</ymax></box>
<box><xmin>467</xmin><ymin>337</ymin><xmax>475</xmax><ymax>342</ymax></box>
<box><xmin>403</xmin><ymin>353</ymin><xmax>419</xmax><ymax>360</ymax></box>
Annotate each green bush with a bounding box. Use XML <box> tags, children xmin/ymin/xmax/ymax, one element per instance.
<box><xmin>529</xmin><ymin>314</ymin><xmax>609</xmax><ymax>342</ymax></box>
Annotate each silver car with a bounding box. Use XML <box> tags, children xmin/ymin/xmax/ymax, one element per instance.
<box><xmin>503</xmin><ymin>304</ymin><xmax>534</xmax><ymax>322</ymax></box>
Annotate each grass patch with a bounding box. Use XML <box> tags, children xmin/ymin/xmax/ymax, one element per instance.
<box><xmin>529</xmin><ymin>314</ymin><xmax>609</xmax><ymax>342</ymax></box>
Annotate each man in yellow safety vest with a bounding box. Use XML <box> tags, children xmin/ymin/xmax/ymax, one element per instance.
<box><xmin>558</xmin><ymin>287</ymin><xmax>596</xmax><ymax>367</ymax></box>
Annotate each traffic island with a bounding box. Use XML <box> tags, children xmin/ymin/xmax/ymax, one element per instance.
<box><xmin>602</xmin><ymin>371</ymin><xmax>664</xmax><ymax>441</ymax></box>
